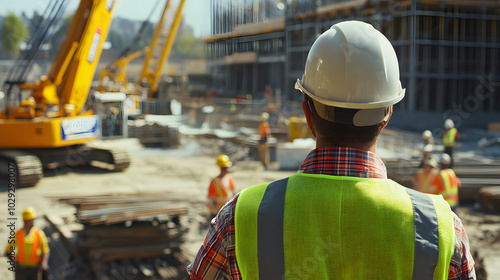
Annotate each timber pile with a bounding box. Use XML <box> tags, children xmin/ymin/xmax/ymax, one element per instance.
<box><xmin>478</xmin><ymin>186</ymin><xmax>500</xmax><ymax>213</ymax></box>
<box><xmin>47</xmin><ymin>192</ymin><xmax>194</xmax><ymax>280</ymax></box>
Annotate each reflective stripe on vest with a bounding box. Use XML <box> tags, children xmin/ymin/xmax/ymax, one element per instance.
<box><xmin>235</xmin><ymin>173</ymin><xmax>455</xmax><ymax>279</ymax></box>
<box><xmin>440</xmin><ymin>169</ymin><xmax>459</xmax><ymax>207</ymax></box>
<box><xmin>443</xmin><ymin>128</ymin><xmax>457</xmax><ymax>147</ymax></box>
<box><xmin>16</xmin><ymin>229</ymin><xmax>41</xmax><ymax>263</ymax></box>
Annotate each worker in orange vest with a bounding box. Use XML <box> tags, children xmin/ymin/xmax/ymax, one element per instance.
<box><xmin>413</xmin><ymin>158</ymin><xmax>440</xmax><ymax>194</ymax></box>
<box><xmin>436</xmin><ymin>153</ymin><xmax>462</xmax><ymax>211</ymax></box>
<box><xmin>258</xmin><ymin>112</ymin><xmax>271</xmax><ymax>169</ymax></box>
<box><xmin>207</xmin><ymin>155</ymin><xmax>236</xmax><ymax>217</ymax></box>
<box><xmin>4</xmin><ymin>207</ymin><xmax>50</xmax><ymax>280</ymax></box>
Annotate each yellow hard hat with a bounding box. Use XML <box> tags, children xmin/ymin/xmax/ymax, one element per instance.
<box><xmin>216</xmin><ymin>154</ymin><xmax>233</xmax><ymax>168</ymax></box>
<box><xmin>22</xmin><ymin>207</ymin><xmax>36</xmax><ymax>220</ymax></box>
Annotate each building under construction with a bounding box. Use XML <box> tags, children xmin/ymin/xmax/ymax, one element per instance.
<box><xmin>204</xmin><ymin>0</ymin><xmax>500</xmax><ymax>129</ymax></box>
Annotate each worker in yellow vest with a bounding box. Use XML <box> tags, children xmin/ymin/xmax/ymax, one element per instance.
<box><xmin>442</xmin><ymin>119</ymin><xmax>460</xmax><ymax>168</ymax></box>
<box><xmin>187</xmin><ymin>21</ymin><xmax>475</xmax><ymax>279</ymax></box>
<box><xmin>436</xmin><ymin>153</ymin><xmax>462</xmax><ymax>211</ymax></box>
<box><xmin>207</xmin><ymin>155</ymin><xmax>236</xmax><ymax>217</ymax></box>
<box><xmin>4</xmin><ymin>207</ymin><xmax>50</xmax><ymax>280</ymax></box>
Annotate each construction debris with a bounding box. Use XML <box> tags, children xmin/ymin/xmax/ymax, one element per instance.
<box><xmin>45</xmin><ymin>192</ymin><xmax>194</xmax><ymax>280</ymax></box>
<box><xmin>128</xmin><ymin>118</ymin><xmax>181</xmax><ymax>148</ymax></box>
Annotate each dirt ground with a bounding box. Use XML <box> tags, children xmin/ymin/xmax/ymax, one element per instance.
<box><xmin>1</xmin><ymin>135</ymin><xmax>499</xmax><ymax>279</ymax></box>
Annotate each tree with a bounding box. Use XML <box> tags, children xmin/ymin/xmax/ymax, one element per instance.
<box><xmin>173</xmin><ymin>33</ymin><xmax>205</xmax><ymax>59</ymax></box>
<box><xmin>1</xmin><ymin>13</ymin><xmax>29</xmax><ymax>58</ymax></box>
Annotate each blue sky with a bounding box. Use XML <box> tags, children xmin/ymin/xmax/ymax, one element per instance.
<box><xmin>0</xmin><ymin>0</ymin><xmax>211</xmax><ymax>37</ymax></box>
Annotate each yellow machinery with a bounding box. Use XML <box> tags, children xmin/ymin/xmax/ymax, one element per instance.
<box><xmin>0</xmin><ymin>0</ymin><xmax>130</xmax><ymax>187</ymax></box>
<box><xmin>97</xmin><ymin>0</ymin><xmax>186</xmax><ymax>118</ymax></box>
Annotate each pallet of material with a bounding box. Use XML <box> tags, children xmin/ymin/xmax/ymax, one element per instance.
<box><xmin>46</xmin><ymin>192</ymin><xmax>193</xmax><ymax>280</ymax></box>
<box><xmin>478</xmin><ymin>186</ymin><xmax>500</xmax><ymax>213</ymax></box>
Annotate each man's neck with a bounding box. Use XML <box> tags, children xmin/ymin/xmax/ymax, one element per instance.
<box><xmin>315</xmin><ymin>136</ymin><xmax>378</xmax><ymax>153</ymax></box>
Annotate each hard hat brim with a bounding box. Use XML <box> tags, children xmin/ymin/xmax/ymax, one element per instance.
<box><xmin>295</xmin><ymin>79</ymin><xmax>405</xmax><ymax>110</ymax></box>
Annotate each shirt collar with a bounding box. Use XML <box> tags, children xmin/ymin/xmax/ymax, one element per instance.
<box><xmin>298</xmin><ymin>147</ymin><xmax>387</xmax><ymax>179</ymax></box>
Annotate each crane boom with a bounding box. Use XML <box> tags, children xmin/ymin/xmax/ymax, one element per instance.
<box><xmin>138</xmin><ymin>0</ymin><xmax>186</xmax><ymax>98</ymax></box>
<box><xmin>0</xmin><ymin>0</ymin><xmax>116</xmax><ymax>148</ymax></box>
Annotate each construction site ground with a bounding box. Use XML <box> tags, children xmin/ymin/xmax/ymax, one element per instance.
<box><xmin>1</xmin><ymin>128</ymin><xmax>500</xmax><ymax>279</ymax></box>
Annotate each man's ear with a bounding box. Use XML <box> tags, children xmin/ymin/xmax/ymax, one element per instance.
<box><xmin>380</xmin><ymin>106</ymin><xmax>393</xmax><ymax>130</ymax></box>
<box><xmin>302</xmin><ymin>100</ymin><xmax>315</xmax><ymax>131</ymax></box>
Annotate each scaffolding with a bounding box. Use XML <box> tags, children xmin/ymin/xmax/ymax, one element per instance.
<box><xmin>205</xmin><ymin>0</ymin><xmax>500</xmax><ymax>115</ymax></box>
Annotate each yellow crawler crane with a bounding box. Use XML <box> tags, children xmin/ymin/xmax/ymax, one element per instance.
<box><xmin>0</xmin><ymin>0</ymin><xmax>130</xmax><ymax>187</ymax></box>
<box><xmin>97</xmin><ymin>0</ymin><xmax>186</xmax><ymax>118</ymax></box>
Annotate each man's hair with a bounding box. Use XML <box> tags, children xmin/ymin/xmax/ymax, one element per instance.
<box><xmin>304</xmin><ymin>95</ymin><xmax>384</xmax><ymax>145</ymax></box>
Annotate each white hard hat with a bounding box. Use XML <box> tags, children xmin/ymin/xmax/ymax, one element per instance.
<box><xmin>423</xmin><ymin>144</ymin><xmax>433</xmax><ymax>153</ymax></box>
<box><xmin>422</xmin><ymin>130</ymin><xmax>433</xmax><ymax>140</ymax></box>
<box><xmin>439</xmin><ymin>153</ymin><xmax>451</xmax><ymax>165</ymax></box>
<box><xmin>444</xmin><ymin>119</ymin><xmax>455</xmax><ymax>129</ymax></box>
<box><xmin>295</xmin><ymin>20</ymin><xmax>405</xmax><ymax>126</ymax></box>
<box><xmin>260</xmin><ymin>112</ymin><xmax>269</xmax><ymax>122</ymax></box>
<box><xmin>423</xmin><ymin>158</ymin><xmax>438</xmax><ymax>169</ymax></box>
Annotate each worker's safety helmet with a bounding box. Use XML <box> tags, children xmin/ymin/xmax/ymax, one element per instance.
<box><xmin>22</xmin><ymin>207</ymin><xmax>36</xmax><ymax>220</ymax></box>
<box><xmin>216</xmin><ymin>154</ymin><xmax>233</xmax><ymax>168</ymax></box>
<box><xmin>423</xmin><ymin>158</ymin><xmax>438</xmax><ymax>169</ymax></box>
<box><xmin>423</xmin><ymin>144</ymin><xmax>433</xmax><ymax>153</ymax></box>
<box><xmin>260</xmin><ymin>112</ymin><xmax>269</xmax><ymax>122</ymax></box>
<box><xmin>422</xmin><ymin>130</ymin><xmax>433</xmax><ymax>140</ymax></box>
<box><xmin>295</xmin><ymin>20</ymin><xmax>405</xmax><ymax>126</ymax></box>
<box><xmin>439</xmin><ymin>153</ymin><xmax>451</xmax><ymax>166</ymax></box>
<box><xmin>444</xmin><ymin>119</ymin><xmax>455</xmax><ymax>129</ymax></box>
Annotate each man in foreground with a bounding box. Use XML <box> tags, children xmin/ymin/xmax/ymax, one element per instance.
<box><xmin>187</xmin><ymin>20</ymin><xmax>475</xmax><ymax>279</ymax></box>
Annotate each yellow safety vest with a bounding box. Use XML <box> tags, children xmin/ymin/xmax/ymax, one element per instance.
<box><xmin>440</xmin><ymin>169</ymin><xmax>460</xmax><ymax>207</ymax></box>
<box><xmin>235</xmin><ymin>173</ymin><xmax>454</xmax><ymax>279</ymax></box>
<box><xmin>443</xmin><ymin>128</ymin><xmax>457</xmax><ymax>147</ymax></box>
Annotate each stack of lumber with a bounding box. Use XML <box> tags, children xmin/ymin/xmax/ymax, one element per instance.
<box><xmin>47</xmin><ymin>192</ymin><xmax>194</xmax><ymax>280</ymax></box>
<box><xmin>478</xmin><ymin>186</ymin><xmax>500</xmax><ymax>213</ymax></box>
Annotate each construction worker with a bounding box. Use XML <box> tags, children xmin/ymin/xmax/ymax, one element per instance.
<box><xmin>419</xmin><ymin>143</ymin><xmax>433</xmax><ymax>168</ymax></box>
<box><xmin>442</xmin><ymin>118</ymin><xmax>460</xmax><ymax>168</ymax></box>
<box><xmin>207</xmin><ymin>155</ymin><xmax>236</xmax><ymax>217</ymax></box>
<box><xmin>5</xmin><ymin>207</ymin><xmax>50</xmax><ymax>280</ymax></box>
<box><xmin>422</xmin><ymin>129</ymin><xmax>434</xmax><ymax>145</ymax></box>
<box><xmin>187</xmin><ymin>21</ymin><xmax>475</xmax><ymax>279</ymax></box>
<box><xmin>436</xmin><ymin>153</ymin><xmax>462</xmax><ymax>211</ymax></box>
<box><xmin>257</xmin><ymin>112</ymin><xmax>271</xmax><ymax>169</ymax></box>
<box><xmin>413</xmin><ymin>157</ymin><xmax>440</xmax><ymax>194</ymax></box>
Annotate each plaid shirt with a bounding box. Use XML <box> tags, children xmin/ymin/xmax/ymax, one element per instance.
<box><xmin>187</xmin><ymin>147</ymin><xmax>476</xmax><ymax>279</ymax></box>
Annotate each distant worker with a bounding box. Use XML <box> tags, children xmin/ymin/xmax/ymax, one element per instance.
<box><xmin>436</xmin><ymin>153</ymin><xmax>462</xmax><ymax>211</ymax></box>
<box><xmin>420</xmin><ymin>143</ymin><xmax>434</xmax><ymax>168</ymax></box>
<box><xmin>207</xmin><ymin>155</ymin><xmax>236</xmax><ymax>217</ymax></box>
<box><xmin>422</xmin><ymin>129</ymin><xmax>434</xmax><ymax>145</ymax></box>
<box><xmin>5</xmin><ymin>207</ymin><xmax>50</xmax><ymax>280</ymax></box>
<box><xmin>187</xmin><ymin>21</ymin><xmax>475</xmax><ymax>279</ymax></box>
<box><xmin>258</xmin><ymin>112</ymin><xmax>271</xmax><ymax>169</ymax></box>
<box><xmin>414</xmin><ymin>157</ymin><xmax>440</xmax><ymax>194</ymax></box>
<box><xmin>442</xmin><ymin>119</ymin><xmax>460</xmax><ymax>168</ymax></box>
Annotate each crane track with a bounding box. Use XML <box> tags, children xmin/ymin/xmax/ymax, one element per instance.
<box><xmin>0</xmin><ymin>150</ymin><xmax>43</xmax><ymax>187</ymax></box>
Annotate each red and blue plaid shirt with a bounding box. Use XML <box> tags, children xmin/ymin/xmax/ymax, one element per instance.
<box><xmin>187</xmin><ymin>147</ymin><xmax>476</xmax><ymax>279</ymax></box>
